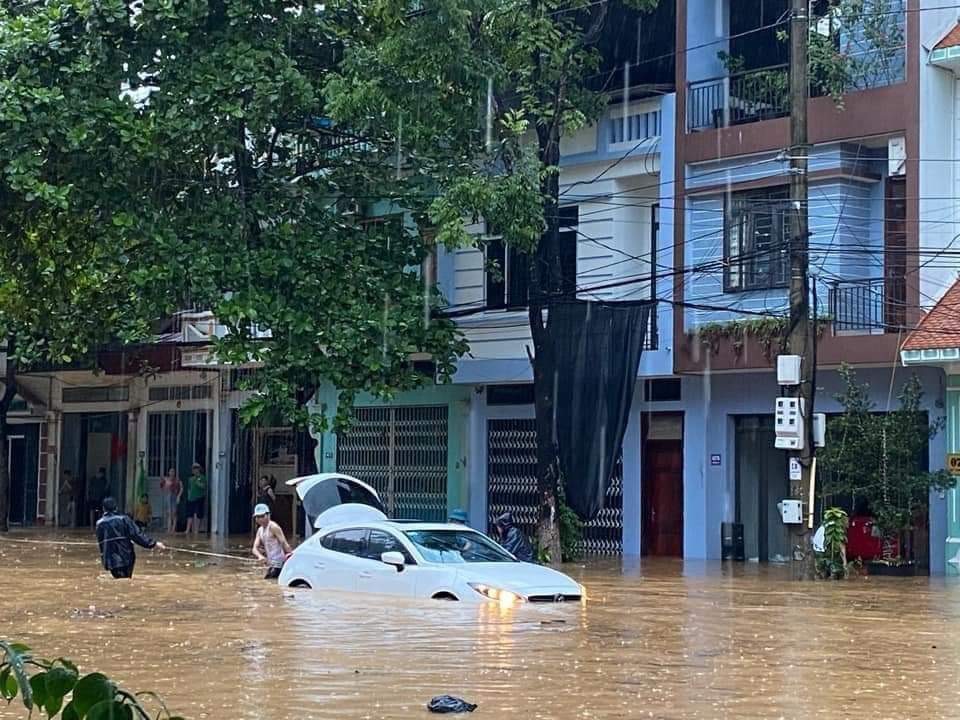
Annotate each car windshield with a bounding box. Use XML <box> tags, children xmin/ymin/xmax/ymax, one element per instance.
<box><xmin>404</xmin><ymin>530</ymin><xmax>516</xmax><ymax>564</ymax></box>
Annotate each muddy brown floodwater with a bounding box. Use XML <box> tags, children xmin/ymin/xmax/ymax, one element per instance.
<box><xmin>2</xmin><ymin>531</ymin><xmax>960</xmax><ymax>719</ymax></box>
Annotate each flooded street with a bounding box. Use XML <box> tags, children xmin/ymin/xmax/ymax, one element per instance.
<box><xmin>2</xmin><ymin>531</ymin><xmax>960</xmax><ymax>719</ymax></box>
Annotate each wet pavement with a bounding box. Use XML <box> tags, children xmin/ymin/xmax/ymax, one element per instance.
<box><xmin>2</xmin><ymin>529</ymin><xmax>959</xmax><ymax>719</ymax></box>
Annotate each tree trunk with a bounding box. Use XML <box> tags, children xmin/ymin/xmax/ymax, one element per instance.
<box><xmin>0</xmin><ymin>337</ymin><xmax>19</xmax><ymax>533</ymax></box>
<box><xmin>529</xmin><ymin>121</ymin><xmax>564</xmax><ymax>565</ymax></box>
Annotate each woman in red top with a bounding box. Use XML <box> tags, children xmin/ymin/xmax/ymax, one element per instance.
<box><xmin>159</xmin><ymin>468</ymin><xmax>183</xmax><ymax>534</ymax></box>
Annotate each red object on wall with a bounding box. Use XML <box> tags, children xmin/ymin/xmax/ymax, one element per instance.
<box><xmin>847</xmin><ymin>516</ymin><xmax>900</xmax><ymax>561</ymax></box>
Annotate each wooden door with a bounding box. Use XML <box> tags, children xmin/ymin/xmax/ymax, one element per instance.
<box><xmin>643</xmin><ymin>440</ymin><xmax>683</xmax><ymax>556</ymax></box>
<box><xmin>884</xmin><ymin>176</ymin><xmax>906</xmax><ymax>330</ymax></box>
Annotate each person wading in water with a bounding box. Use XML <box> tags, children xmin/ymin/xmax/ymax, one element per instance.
<box><xmin>251</xmin><ymin>503</ymin><xmax>292</xmax><ymax>580</ymax></box>
<box><xmin>95</xmin><ymin>497</ymin><xmax>166</xmax><ymax>579</ymax></box>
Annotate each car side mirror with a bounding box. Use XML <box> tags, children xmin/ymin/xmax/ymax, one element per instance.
<box><xmin>381</xmin><ymin>551</ymin><xmax>405</xmax><ymax>572</ymax></box>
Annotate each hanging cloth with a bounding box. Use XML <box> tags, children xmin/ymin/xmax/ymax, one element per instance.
<box><xmin>545</xmin><ymin>299</ymin><xmax>653</xmax><ymax>520</ymax></box>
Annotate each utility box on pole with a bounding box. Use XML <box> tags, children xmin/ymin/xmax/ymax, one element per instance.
<box><xmin>775</xmin><ymin>397</ymin><xmax>805</xmax><ymax>450</ymax></box>
<box><xmin>777</xmin><ymin>355</ymin><xmax>802</xmax><ymax>386</ymax></box>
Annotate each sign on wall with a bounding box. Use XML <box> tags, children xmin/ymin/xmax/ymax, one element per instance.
<box><xmin>947</xmin><ymin>453</ymin><xmax>960</xmax><ymax>476</ymax></box>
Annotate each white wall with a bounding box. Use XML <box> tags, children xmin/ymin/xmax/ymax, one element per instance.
<box><xmin>920</xmin><ymin>3</ymin><xmax>960</xmax><ymax>306</ymax></box>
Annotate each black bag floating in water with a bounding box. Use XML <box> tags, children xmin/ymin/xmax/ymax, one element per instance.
<box><xmin>427</xmin><ymin>695</ymin><xmax>477</xmax><ymax>714</ymax></box>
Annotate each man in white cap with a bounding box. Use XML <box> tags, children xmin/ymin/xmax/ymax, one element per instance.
<box><xmin>251</xmin><ymin>503</ymin><xmax>293</xmax><ymax>580</ymax></box>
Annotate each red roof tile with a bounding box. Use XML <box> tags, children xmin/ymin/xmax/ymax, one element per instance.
<box><xmin>902</xmin><ymin>278</ymin><xmax>960</xmax><ymax>351</ymax></box>
<box><xmin>935</xmin><ymin>23</ymin><xmax>960</xmax><ymax>49</ymax></box>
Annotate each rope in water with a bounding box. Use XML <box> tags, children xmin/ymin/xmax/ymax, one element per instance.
<box><xmin>0</xmin><ymin>536</ymin><xmax>257</xmax><ymax>563</ymax></box>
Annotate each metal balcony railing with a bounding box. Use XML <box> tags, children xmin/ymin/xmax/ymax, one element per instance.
<box><xmin>687</xmin><ymin>64</ymin><xmax>790</xmax><ymax>132</ymax></box>
<box><xmin>829</xmin><ymin>278</ymin><xmax>905</xmax><ymax>334</ymax></box>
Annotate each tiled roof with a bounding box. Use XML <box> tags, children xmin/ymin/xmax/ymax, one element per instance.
<box><xmin>902</xmin><ymin>278</ymin><xmax>960</xmax><ymax>351</ymax></box>
<box><xmin>935</xmin><ymin>23</ymin><xmax>960</xmax><ymax>49</ymax></box>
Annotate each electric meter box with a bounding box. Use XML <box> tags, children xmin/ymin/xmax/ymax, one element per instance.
<box><xmin>812</xmin><ymin>412</ymin><xmax>826</xmax><ymax>448</ymax></box>
<box><xmin>775</xmin><ymin>397</ymin><xmax>805</xmax><ymax>450</ymax></box>
<box><xmin>777</xmin><ymin>355</ymin><xmax>802</xmax><ymax>386</ymax></box>
<box><xmin>779</xmin><ymin>499</ymin><xmax>804</xmax><ymax>524</ymax></box>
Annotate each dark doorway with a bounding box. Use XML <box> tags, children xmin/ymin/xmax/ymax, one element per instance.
<box><xmin>735</xmin><ymin>416</ymin><xmax>790</xmax><ymax>562</ymax></box>
<box><xmin>728</xmin><ymin>0</ymin><xmax>788</xmax><ymax>71</ymax></box>
<box><xmin>228</xmin><ymin>409</ymin><xmax>254</xmax><ymax>535</ymax></box>
<box><xmin>642</xmin><ymin>414</ymin><xmax>683</xmax><ymax>557</ymax></box>
<box><xmin>61</xmin><ymin>413</ymin><xmax>127</xmax><ymax>526</ymax></box>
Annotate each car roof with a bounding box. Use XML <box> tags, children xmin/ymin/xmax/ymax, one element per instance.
<box><xmin>318</xmin><ymin>521</ymin><xmax>480</xmax><ymax>534</ymax></box>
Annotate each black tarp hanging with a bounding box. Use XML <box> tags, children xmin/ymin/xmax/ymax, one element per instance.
<box><xmin>545</xmin><ymin>300</ymin><xmax>652</xmax><ymax>521</ymax></box>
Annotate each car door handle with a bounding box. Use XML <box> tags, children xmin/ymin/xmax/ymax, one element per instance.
<box><xmin>360</xmin><ymin>571</ymin><xmax>372</xmax><ymax>579</ymax></box>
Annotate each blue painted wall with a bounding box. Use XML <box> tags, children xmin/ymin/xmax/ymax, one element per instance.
<box><xmin>686</xmin><ymin>0</ymin><xmax>727</xmax><ymax>84</ymax></box>
<box><xmin>684</xmin><ymin>144</ymin><xmax>887</xmax><ymax>328</ymax></box>
<box><xmin>681</xmin><ymin>365</ymin><xmax>947</xmax><ymax>571</ymax></box>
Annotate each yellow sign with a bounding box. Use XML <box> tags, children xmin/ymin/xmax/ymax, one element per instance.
<box><xmin>948</xmin><ymin>454</ymin><xmax>960</xmax><ymax>476</ymax></box>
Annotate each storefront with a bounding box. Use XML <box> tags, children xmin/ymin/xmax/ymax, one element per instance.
<box><xmin>60</xmin><ymin>412</ymin><xmax>128</xmax><ymax>526</ymax></box>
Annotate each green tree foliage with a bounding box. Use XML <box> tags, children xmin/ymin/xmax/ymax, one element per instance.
<box><xmin>326</xmin><ymin>0</ymin><xmax>657</xmax><ymax>558</ymax></box>
<box><xmin>123</xmin><ymin>0</ymin><xmax>470</xmax><ymax>431</ymax></box>
<box><xmin>0</xmin><ymin>0</ymin><xmax>193</xmax><ymax>530</ymax></box>
<box><xmin>818</xmin><ymin>365</ymin><xmax>954</xmax><ymax>544</ymax></box>
<box><xmin>1</xmin><ymin>641</ymin><xmax>181</xmax><ymax>720</ymax></box>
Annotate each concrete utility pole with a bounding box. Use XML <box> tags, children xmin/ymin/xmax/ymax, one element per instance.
<box><xmin>787</xmin><ymin>0</ymin><xmax>815</xmax><ymax>578</ymax></box>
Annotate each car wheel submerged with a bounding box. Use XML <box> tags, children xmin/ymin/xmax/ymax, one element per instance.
<box><xmin>432</xmin><ymin>592</ymin><xmax>459</xmax><ymax>601</ymax></box>
<box><xmin>288</xmin><ymin>579</ymin><xmax>312</xmax><ymax>589</ymax></box>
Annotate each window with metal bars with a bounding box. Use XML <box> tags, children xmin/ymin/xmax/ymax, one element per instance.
<box><xmin>724</xmin><ymin>187</ymin><xmax>791</xmax><ymax>292</ymax></box>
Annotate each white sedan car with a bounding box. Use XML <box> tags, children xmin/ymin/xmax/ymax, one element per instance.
<box><xmin>279</xmin><ymin>474</ymin><xmax>584</xmax><ymax>606</ymax></box>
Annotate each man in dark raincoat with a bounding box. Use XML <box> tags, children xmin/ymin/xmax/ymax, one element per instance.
<box><xmin>95</xmin><ymin>497</ymin><xmax>165</xmax><ymax>579</ymax></box>
<box><xmin>495</xmin><ymin>512</ymin><xmax>534</xmax><ymax>563</ymax></box>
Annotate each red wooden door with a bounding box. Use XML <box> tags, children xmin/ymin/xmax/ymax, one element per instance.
<box><xmin>643</xmin><ymin>440</ymin><xmax>684</xmax><ymax>556</ymax></box>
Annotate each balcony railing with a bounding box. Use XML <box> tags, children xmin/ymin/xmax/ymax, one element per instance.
<box><xmin>609</xmin><ymin>107</ymin><xmax>662</xmax><ymax>145</ymax></box>
<box><xmin>687</xmin><ymin>64</ymin><xmax>790</xmax><ymax>132</ymax></box>
<box><xmin>829</xmin><ymin>278</ymin><xmax>905</xmax><ymax>334</ymax></box>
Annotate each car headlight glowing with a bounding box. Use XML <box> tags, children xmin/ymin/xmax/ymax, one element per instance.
<box><xmin>469</xmin><ymin>583</ymin><xmax>523</xmax><ymax>607</ymax></box>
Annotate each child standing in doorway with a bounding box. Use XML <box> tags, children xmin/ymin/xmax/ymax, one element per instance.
<box><xmin>134</xmin><ymin>494</ymin><xmax>152</xmax><ymax>530</ymax></box>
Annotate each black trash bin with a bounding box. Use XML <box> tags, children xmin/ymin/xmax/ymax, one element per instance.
<box><xmin>721</xmin><ymin>522</ymin><xmax>745</xmax><ymax>561</ymax></box>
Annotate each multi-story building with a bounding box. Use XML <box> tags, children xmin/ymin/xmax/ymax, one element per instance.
<box><xmin>10</xmin><ymin>2</ymin><xmax>960</xmax><ymax>575</ymax></box>
<box><xmin>323</xmin><ymin>0</ymin><xmax>960</xmax><ymax>571</ymax></box>
<box><xmin>313</xmin><ymin>2</ymin><xmax>678</xmax><ymax>555</ymax></box>
<box><xmin>672</xmin><ymin>0</ymin><xmax>959</xmax><ymax>571</ymax></box>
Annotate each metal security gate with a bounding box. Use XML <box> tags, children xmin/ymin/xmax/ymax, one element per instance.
<box><xmin>487</xmin><ymin>418</ymin><xmax>623</xmax><ymax>555</ymax></box>
<box><xmin>336</xmin><ymin>405</ymin><xmax>448</xmax><ymax>521</ymax></box>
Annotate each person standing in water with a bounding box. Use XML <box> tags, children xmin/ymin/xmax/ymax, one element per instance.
<box><xmin>95</xmin><ymin>497</ymin><xmax>165</xmax><ymax>579</ymax></box>
<box><xmin>251</xmin><ymin>503</ymin><xmax>292</xmax><ymax>580</ymax></box>
<box><xmin>160</xmin><ymin>467</ymin><xmax>183</xmax><ymax>534</ymax></box>
<box><xmin>87</xmin><ymin>467</ymin><xmax>109</xmax><ymax>527</ymax></box>
<box><xmin>184</xmin><ymin>463</ymin><xmax>207</xmax><ymax>536</ymax></box>
<box><xmin>58</xmin><ymin>470</ymin><xmax>75</xmax><ymax>528</ymax></box>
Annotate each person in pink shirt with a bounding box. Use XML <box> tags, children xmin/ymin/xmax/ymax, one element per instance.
<box><xmin>159</xmin><ymin>468</ymin><xmax>183</xmax><ymax>534</ymax></box>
